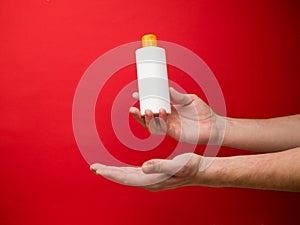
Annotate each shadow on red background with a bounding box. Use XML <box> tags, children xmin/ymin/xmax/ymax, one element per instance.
<box><xmin>0</xmin><ymin>0</ymin><xmax>299</xmax><ymax>224</ymax></box>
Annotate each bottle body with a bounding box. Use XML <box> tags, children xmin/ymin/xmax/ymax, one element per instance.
<box><xmin>135</xmin><ymin>46</ymin><xmax>171</xmax><ymax>116</ymax></box>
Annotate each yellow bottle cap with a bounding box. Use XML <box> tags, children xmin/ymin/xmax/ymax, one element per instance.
<box><xmin>142</xmin><ymin>34</ymin><xmax>157</xmax><ymax>47</ymax></box>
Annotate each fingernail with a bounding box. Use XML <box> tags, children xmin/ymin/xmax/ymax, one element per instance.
<box><xmin>142</xmin><ymin>166</ymin><xmax>152</xmax><ymax>173</ymax></box>
<box><xmin>90</xmin><ymin>164</ymin><xmax>106</xmax><ymax>171</ymax></box>
<box><xmin>90</xmin><ymin>164</ymin><xmax>97</xmax><ymax>171</ymax></box>
<box><xmin>129</xmin><ymin>107</ymin><xmax>135</xmax><ymax>113</ymax></box>
<box><xmin>145</xmin><ymin>109</ymin><xmax>152</xmax><ymax>116</ymax></box>
<box><xmin>159</xmin><ymin>108</ymin><xmax>166</xmax><ymax>113</ymax></box>
<box><xmin>142</xmin><ymin>164</ymin><xmax>155</xmax><ymax>173</ymax></box>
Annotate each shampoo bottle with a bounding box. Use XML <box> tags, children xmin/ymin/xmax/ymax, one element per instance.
<box><xmin>135</xmin><ymin>34</ymin><xmax>171</xmax><ymax>116</ymax></box>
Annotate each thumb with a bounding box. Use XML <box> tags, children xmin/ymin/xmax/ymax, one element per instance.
<box><xmin>169</xmin><ymin>87</ymin><xmax>193</xmax><ymax>105</ymax></box>
<box><xmin>142</xmin><ymin>158</ymin><xmax>181</xmax><ymax>175</ymax></box>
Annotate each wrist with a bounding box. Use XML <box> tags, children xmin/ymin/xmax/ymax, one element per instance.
<box><xmin>204</xmin><ymin>114</ymin><xmax>227</xmax><ymax>146</ymax></box>
<box><xmin>193</xmin><ymin>155</ymin><xmax>256</xmax><ymax>188</ymax></box>
<box><xmin>193</xmin><ymin>156</ymin><xmax>228</xmax><ymax>187</ymax></box>
<box><xmin>221</xmin><ymin>117</ymin><xmax>237</xmax><ymax>147</ymax></box>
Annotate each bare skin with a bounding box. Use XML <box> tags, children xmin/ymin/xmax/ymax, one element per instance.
<box><xmin>90</xmin><ymin>88</ymin><xmax>300</xmax><ymax>192</ymax></box>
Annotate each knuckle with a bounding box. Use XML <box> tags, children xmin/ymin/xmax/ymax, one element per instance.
<box><xmin>190</xmin><ymin>94</ymin><xmax>197</xmax><ymax>99</ymax></box>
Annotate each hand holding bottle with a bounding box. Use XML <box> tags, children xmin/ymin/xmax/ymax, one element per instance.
<box><xmin>130</xmin><ymin>87</ymin><xmax>222</xmax><ymax>144</ymax></box>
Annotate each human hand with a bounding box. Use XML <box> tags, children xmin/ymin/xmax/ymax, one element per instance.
<box><xmin>90</xmin><ymin>153</ymin><xmax>202</xmax><ymax>192</ymax></box>
<box><xmin>130</xmin><ymin>87</ymin><xmax>224</xmax><ymax>144</ymax></box>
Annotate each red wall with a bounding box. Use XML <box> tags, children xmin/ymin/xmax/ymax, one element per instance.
<box><xmin>1</xmin><ymin>0</ymin><xmax>299</xmax><ymax>224</ymax></box>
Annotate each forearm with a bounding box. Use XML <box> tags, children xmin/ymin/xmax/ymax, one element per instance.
<box><xmin>196</xmin><ymin>147</ymin><xmax>300</xmax><ymax>192</ymax></box>
<box><xmin>221</xmin><ymin>114</ymin><xmax>300</xmax><ymax>152</ymax></box>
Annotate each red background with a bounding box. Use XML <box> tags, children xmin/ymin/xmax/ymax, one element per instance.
<box><xmin>1</xmin><ymin>0</ymin><xmax>300</xmax><ymax>224</ymax></box>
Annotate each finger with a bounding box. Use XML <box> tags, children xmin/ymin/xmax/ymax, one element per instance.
<box><xmin>148</xmin><ymin>117</ymin><xmax>167</xmax><ymax>135</ymax></box>
<box><xmin>132</xmin><ymin>92</ymin><xmax>139</xmax><ymax>100</ymax></box>
<box><xmin>95</xmin><ymin>166</ymin><xmax>129</xmax><ymax>183</ymax></box>
<box><xmin>129</xmin><ymin>107</ymin><xmax>146</xmax><ymax>128</ymax></box>
<box><xmin>169</xmin><ymin>87</ymin><xmax>193</xmax><ymax>105</ymax></box>
<box><xmin>90</xmin><ymin>163</ymin><xmax>107</xmax><ymax>172</ymax></box>
<box><xmin>95</xmin><ymin>166</ymin><xmax>168</xmax><ymax>186</ymax></box>
<box><xmin>159</xmin><ymin>108</ymin><xmax>168</xmax><ymax>122</ymax></box>
<box><xmin>144</xmin><ymin>109</ymin><xmax>154</xmax><ymax>128</ymax></box>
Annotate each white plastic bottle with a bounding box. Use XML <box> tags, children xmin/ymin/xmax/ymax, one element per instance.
<box><xmin>135</xmin><ymin>34</ymin><xmax>171</xmax><ymax>116</ymax></box>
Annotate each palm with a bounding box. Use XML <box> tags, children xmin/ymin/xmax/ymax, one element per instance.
<box><xmin>167</xmin><ymin>95</ymin><xmax>213</xmax><ymax>143</ymax></box>
<box><xmin>130</xmin><ymin>88</ymin><xmax>214</xmax><ymax>144</ymax></box>
<box><xmin>90</xmin><ymin>153</ymin><xmax>201</xmax><ymax>191</ymax></box>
